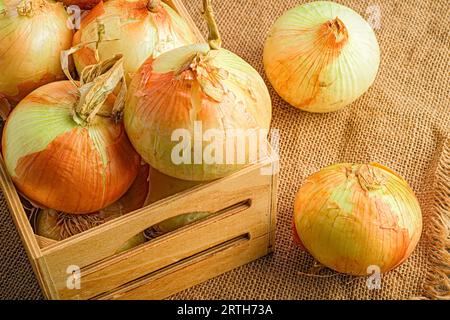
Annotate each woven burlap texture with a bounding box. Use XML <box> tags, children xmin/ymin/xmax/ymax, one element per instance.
<box><xmin>0</xmin><ymin>0</ymin><xmax>448</xmax><ymax>299</ymax></box>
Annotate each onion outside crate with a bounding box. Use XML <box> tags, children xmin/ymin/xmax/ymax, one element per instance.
<box><xmin>293</xmin><ymin>163</ymin><xmax>423</xmax><ymax>276</ymax></box>
<box><xmin>263</xmin><ymin>1</ymin><xmax>380</xmax><ymax>113</ymax></box>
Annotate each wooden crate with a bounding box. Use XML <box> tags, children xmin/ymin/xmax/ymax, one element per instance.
<box><xmin>0</xmin><ymin>0</ymin><xmax>278</xmax><ymax>300</ymax></box>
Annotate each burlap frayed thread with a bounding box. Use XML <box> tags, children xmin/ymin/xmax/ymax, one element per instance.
<box><xmin>422</xmin><ymin>139</ymin><xmax>450</xmax><ymax>299</ymax></box>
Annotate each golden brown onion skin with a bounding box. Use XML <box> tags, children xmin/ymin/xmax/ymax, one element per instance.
<box><xmin>2</xmin><ymin>81</ymin><xmax>140</xmax><ymax>214</ymax></box>
<box><xmin>125</xmin><ymin>44</ymin><xmax>272</xmax><ymax>181</ymax></box>
<box><xmin>72</xmin><ymin>0</ymin><xmax>197</xmax><ymax>82</ymax></box>
<box><xmin>293</xmin><ymin>163</ymin><xmax>422</xmax><ymax>275</ymax></box>
<box><xmin>264</xmin><ymin>2</ymin><xmax>380</xmax><ymax>113</ymax></box>
<box><xmin>0</xmin><ymin>0</ymin><xmax>73</xmax><ymax>106</ymax></box>
<box><xmin>36</xmin><ymin>163</ymin><xmax>149</xmax><ymax>240</ymax></box>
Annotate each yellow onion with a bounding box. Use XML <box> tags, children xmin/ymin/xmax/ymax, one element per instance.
<box><xmin>35</xmin><ymin>163</ymin><xmax>148</xmax><ymax>252</ymax></box>
<box><xmin>293</xmin><ymin>163</ymin><xmax>422</xmax><ymax>275</ymax></box>
<box><xmin>263</xmin><ymin>1</ymin><xmax>380</xmax><ymax>113</ymax></box>
<box><xmin>72</xmin><ymin>0</ymin><xmax>197</xmax><ymax>82</ymax></box>
<box><xmin>125</xmin><ymin>0</ymin><xmax>272</xmax><ymax>181</ymax></box>
<box><xmin>2</xmin><ymin>55</ymin><xmax>140</xmax><ymax>213</ymax></box>
<box><xmin>0</xmin><ymin>0</ymin><xmax>73</xmax><ymax>107</ymax></box>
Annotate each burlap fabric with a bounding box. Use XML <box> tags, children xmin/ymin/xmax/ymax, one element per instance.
<box><xmin>0</xmin><ymin>0</ymin><xmax>448</xmax><ymax>299</ymax></box>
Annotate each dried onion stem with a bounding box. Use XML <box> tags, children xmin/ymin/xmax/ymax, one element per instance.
<box><xmin>60</xmin><ymin>49</ymin><xmax>127</xmax><ymax>125</ymax></box>
<box><xmin>202</xmin><ymin>0</ymin><xmax>221</xmax><ymax>50</ymax></box>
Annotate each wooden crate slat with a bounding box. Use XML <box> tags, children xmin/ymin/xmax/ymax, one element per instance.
<box><xmin>55</xmin><ymin>190</ymin><xmax>270</xmax><ymax>299</ymax></box>
<box><xmin>41</xmin><ymin>160</ymin><xmax>269</xmax><ymax>257</ymax></box>
<box><xmin>99</xmin><ymin>233</ymin><xmax>271</xmax><ymax>300</ymax></box>
<box><xmin>40</xmin><ymin>163</ymin><xmax>272</xmax><ymax>296</ymax></box>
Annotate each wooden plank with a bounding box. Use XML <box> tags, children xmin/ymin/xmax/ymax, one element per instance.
<box><xmin>43</xmin><ymin>165</ymin><xmax>272</xmax><ymax>298</ymax></box>
<box><xmin>36</xmin><ymin>235</ymin><xmax>58</xmax><ymax>249</ymax></box>
<box><xmin>98</xmin><ymin>233</ymin><xmax>271</xmax><ymax>300</ymax></box>
<box><xmin>56</xmin><ymin>191</ymin><xmax>270</xmax><ymax>299</ymax></box>
<box><xmin>268</xmin><ymin>155</ymin><xmax>279</xmax><ymax>252</ymax></box>
<box><xmin>41</xmin><ymin>159</ymin><xmax>270</xmax><ymax>259</ymax></box>
<box><xmin>0</xmin><ymin>157</ymin><xmax>41</xmax><ymax>259</ymax></box>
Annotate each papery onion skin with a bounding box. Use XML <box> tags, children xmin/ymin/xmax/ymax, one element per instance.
<box><xmin>293</xmin><ymin>163</ymin><xmax>422</xmax><ymax>275</ymax></box>
<box><xmin>72</xmin><ymin>0</ymin><xmax>197</xmax><ymax>82</ymax></box>
<box><xmin>124</xmin><ymin>44</ymin><xmax>272</xmax><ymax>181</ymax></box>
<box><xmin>2</xmin><ymin>81</ymin><xmax>140</xmax><ymax>214</ymax></box>
<box><xmin>0</xmin><ymin>0</ymin><xmax>73</xmax><ymax>106</ymax></box>
<box><xmin>101</xmin><ymin>162</ymin><xmax>150</xmax><ymax>215</ymax></box>
<box><xmin>263</xmin><ymin>1</ymin><xmax>380</xmax><ymax>113</ymax></box>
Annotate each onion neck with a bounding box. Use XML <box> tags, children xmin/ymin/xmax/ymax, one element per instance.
<box><xmin>16</xmin><ymin>0</ymin><xmax>44</xmax><ymax>17</ymax></box>
<box><xmin>74</xmin><ymin>54</ymin><xmax>126</xmax><ymax>126</ymax></box>
<box><xmin>147</xmin><ymin>0</ymin><xmax>161</xmax><ymax>12</ymax></box>
<box><xmin>354</xmin><ymin>164</ymin><xmax>387</xmax><ymax>191</ymax></box>
<box><xmin>320</xmin><ymin>17</ymin><xmax>348</xmax><ymax>50</ymax></box>
<box><xmin>203</xmin><ymin>0</ymin><xmax>222</xmax><ymax>50</ymax></box>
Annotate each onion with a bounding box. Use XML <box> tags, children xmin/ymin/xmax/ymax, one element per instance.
<box><xmin>72</xmin><ymin>0</ymin><xmax>197</xmax><ymax>82</ymax></box>
<box><xmin>2</xmin><ymin>55</ymin><xmax>140</xmax><ymax>213</ymax></box>
<box><xmin>124</xmin><ymin>0</ymin><xmax>272</xmax><ymax>181</ymax></box>
<box><xmin>293</xmin><ymin>163</ymin><xmax>422</xmax><ymax>275</ymax></box>
<box><xmin>35</xmin><ymin>162</ymin><xmax>148</xmax><ymax>252</ymax></box>
<box><xmin>0</xmin><ymin>0</ymin><xmax>73</xmax><ymax>107</ymax></box>
<box><xmin>101</xmin><ymin>162</ymin><xmax>149</xmax><ymax>215</ymax></box>
<box><xmin>263</xmin><ymin>1</ymin><xmax>380</xmax><ymax>113</ymax></box>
